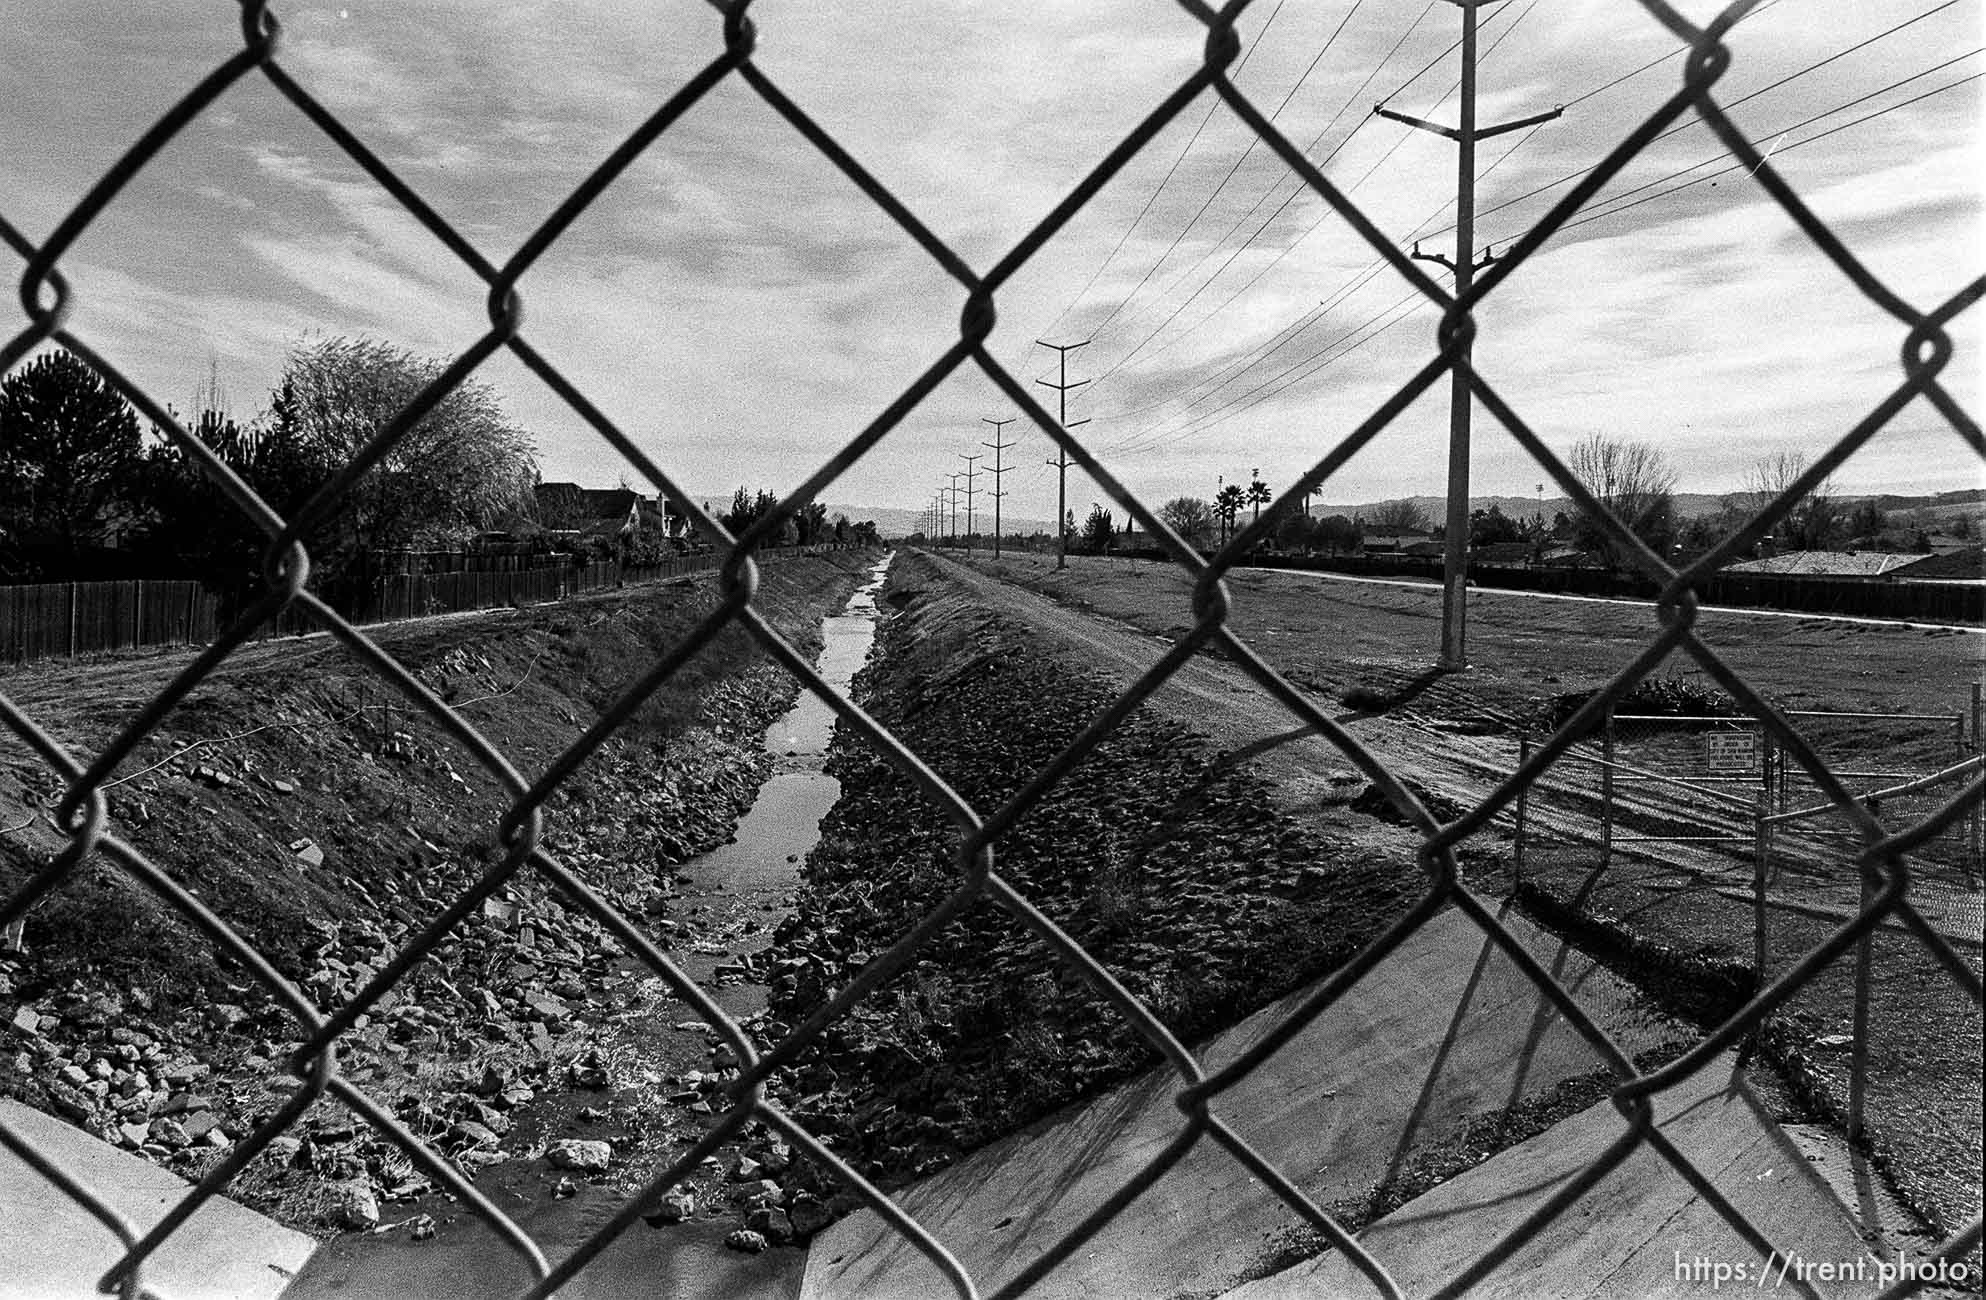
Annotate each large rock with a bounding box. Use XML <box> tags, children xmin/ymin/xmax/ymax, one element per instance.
<box><xmin>546</xmin><ymin>1138</ymin><xmax>611</xmax><ymax>1173</ymax></box>
<box><xmin>327</xmin><ymin>1180</ymin><xmax>380</xmax><ymax>1231</ymax></box>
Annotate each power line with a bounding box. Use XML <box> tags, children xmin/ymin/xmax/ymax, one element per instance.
<box><xmin>1543</xmin><ymin>61</ymin><xmax>1982</xmax><ymax>240</ymax></box>
<box><xmin>1073</xmin><ymin>0</ymin><xmax>1431</xmax><ymax>356</ymax></box>
<box><xmin>1040</xmin><ymin>0</ymin><xmax>1295</xmax><ymax>340</ymax></box>
<box><xmin>1453</xmin><ymin>0</ymin><xmax>1957</xmax><ymax>238</ymax></box>
<box><xmin>1096</xmin><ymin>0</ymin><xmax>1922</xmax><ymax>446</ymax></box>
<box><xmin>1101</xmin><ymin>121</ymin><xmax>1541</xmax><ymax>448</ymax></box>
<box><xmin>1126</xmin><ymin>46</ymin><xmax>1984</xmax><ymax>455</ymax></box>
<box><xmin>1088</xmin><ymin>0</ymin><xmax>1538</xmax><ymax>391</ymax></box>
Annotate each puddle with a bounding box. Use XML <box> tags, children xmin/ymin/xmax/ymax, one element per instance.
<box><xmin>667</xmin><ymin>552</ymin><xmax>894</xmax><ymax>1016</ymax></box>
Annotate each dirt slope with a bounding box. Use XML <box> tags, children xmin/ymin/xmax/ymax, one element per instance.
<box><xmin>2</xmin><ymin>551</ymin><xmax>875</xmax><ymax>1244</ymax></box>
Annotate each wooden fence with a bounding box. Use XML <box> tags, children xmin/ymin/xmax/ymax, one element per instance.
<box><xmin>0</xmin><ymin>546</ymin><xmax>847</xmax><ymax>666</ymax></box>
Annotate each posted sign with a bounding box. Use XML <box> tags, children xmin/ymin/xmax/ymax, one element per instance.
<box><xmin>1704</xmin><ymin>729</ymin><xmax>1759</xmax><ymax>774</ymax></box>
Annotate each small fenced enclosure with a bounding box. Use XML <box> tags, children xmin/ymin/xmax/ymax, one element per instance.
<box><xmin>1512</xmin><ymin>692</ymin><xmax>1985</xmax><ymax>1244</ymax></box>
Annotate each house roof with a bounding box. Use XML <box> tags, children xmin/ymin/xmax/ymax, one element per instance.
<box><xmin>534</xmin><ymin>483</ymin><xmax>642</xmax><ymax>530</ymax></box>
<box><xmin>1889</xmin><ymin>546</ymin><xmax>1986</xmax><ymax>581</ymax></box>
<box><xmin>1475</xmin><ymin>541</ymin><xmax>1534</xmax><ymax>564</ymax></box>
<box><xmin>1722</xmin><ymin>550</ymin><xmax>1918</xmax><ymax>578</ymax></box>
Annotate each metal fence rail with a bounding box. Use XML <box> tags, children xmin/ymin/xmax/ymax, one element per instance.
<box><xmin>3</xmin><ymin>2</ymin><xmax>1982</xmax><ymax>1299</ymax></box>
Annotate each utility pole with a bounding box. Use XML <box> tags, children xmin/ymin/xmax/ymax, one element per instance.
<box><xmin>1035</xmin><ymin>339</ymin><xmax>1091</xmax><ymax>570</ymax></box>
<box><xmin>981</xmin><ymin>417</ymin><xmax>1016</xmax><ymax>559</ymax></box>
<box><xmin>947</xmin><ymin>472</ymin><xmax>963</xmax><ymax>545</ymax></box>
<box><xmin>960</xmin><ymin>453</ymin><xmax>982</xmax><ymax>552</ymax></box>
<box><xmin>1374</xmin><ymin>0</ymin><xmax>1560</xmax><ymax>671</ymax></box>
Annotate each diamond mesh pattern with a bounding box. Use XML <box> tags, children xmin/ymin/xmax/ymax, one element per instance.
<box><xmin>3</xmin><ymin>2</ymin><xmax>1981</xmax><ymax>1297</ymax></box>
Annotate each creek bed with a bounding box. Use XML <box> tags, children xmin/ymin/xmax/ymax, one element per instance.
<box><xmin>665</xmin><ymin>551</ymin><xmax>894</xmax><ymax>1018</ymax></box>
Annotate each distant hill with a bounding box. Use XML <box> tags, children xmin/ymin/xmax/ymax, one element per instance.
<box><xmin>1312</xmin><ymin>487</ymin><xmax>1984</xmax><ymax>526</ymax></box>
<box><xmin>675</xmin><ymin>485</ymin><xmax>1981</xmax><ymax>543</ymax></box>
<box><xmin>1308</xmin><ymin>493</ymin><xmax>1729</xmax><ymax>523</ymax></box>
<box><xmin>684</xmin><ymin>494</ymin><xmax>1055</xmax><ymax>542</ymax></box>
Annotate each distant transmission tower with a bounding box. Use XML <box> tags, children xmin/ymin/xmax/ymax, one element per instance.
<box><xmin>959</xmin><ymin>453</ymin><xmax>982</xmax><ymax>551</ymax></box>
<box><xmin>1035</xmin><ymin>338</ymin><xmax>1092</xmax><ymax>570</ymax></box>
<box><xmin>981</xmin><ymin>417</ymin><xmax>1016</xmax><ymax>559</ymax></box>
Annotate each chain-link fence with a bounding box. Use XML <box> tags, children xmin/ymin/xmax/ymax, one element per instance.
<box><xmin>3</xmin><ymin>1</ymin><xmax>1982</xmax><ymax>1297</ymax></box>
<box><xmin>1513</xmin><ymin>697</ymin><xmax>1984</xmax><ymax>1257</ymax></box>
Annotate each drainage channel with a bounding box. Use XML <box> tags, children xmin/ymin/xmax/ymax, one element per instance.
<box><xmin>287</xmin><ymin>553</ymin><xmax>896</xmax><ymax>1298</ymax></box>
<box><xmin>667</xmin><ymin>550</ymin><xmax>895</xmax><ymax>1019</ymax></box>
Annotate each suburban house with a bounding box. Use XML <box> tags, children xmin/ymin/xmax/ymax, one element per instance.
<box><xmin>1472</xmin><ymin>541</ymin><xmax>1536</xmax><ymax>567</ymax></box>
<box><xmin>1360</xmin><ymin>527</ymin><xmax>1435</xmax><ymax>555</ymax></box>
<box><xmin>533</xmin><ymin>483</ymin><xmax>643</xmax><ymax>543</ymax></box>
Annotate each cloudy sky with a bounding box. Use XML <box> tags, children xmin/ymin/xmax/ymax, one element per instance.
<box><xmin>3</xmin><ymin>0</ymin><xmax>1980</xmax><ymax>527</ymax></box>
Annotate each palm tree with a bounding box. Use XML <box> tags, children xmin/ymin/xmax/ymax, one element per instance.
<box><xmin>1246</xmin><ymin>472</ymin><xmax>1271</xmax><ymax>527</ymax></box>
<box><xmin>1214</xmin><ymin>483</ymin><xmax>1245</xmax><ymax>545</ymax></box>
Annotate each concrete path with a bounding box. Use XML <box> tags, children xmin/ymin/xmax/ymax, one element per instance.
<box><xmin>801</xmin><ymin>905</ymin><xmax>1694</xmax><ymax>1300</ymax></box>
<box><xmin>0</xmin><ymin>1097</ymin><xmax>315</xmax><ymax>1300</ymax></box>
<box><xmin>1224</xmin><ymin>1054</ymin><xmax>1892</xmax><ymax>1300</ymax></box>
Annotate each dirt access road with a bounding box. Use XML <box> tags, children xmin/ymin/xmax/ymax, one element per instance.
<box><xmin>920</xmin><ymin>547</ymin><xmax>1982</xmax><ymax>1242</ymax></box>
<box><xmin>922</xmin><ymin>548</ymin><xmax>1981</xmax><ymax>888</ymax></box>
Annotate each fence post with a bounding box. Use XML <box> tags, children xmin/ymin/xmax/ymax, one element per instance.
<box><xmin>67</xmin><ymin>581</ymin><xmax>78</xmax><ymax>658</ymax></box>
<box><xmin>1600</xmin><ymin>702</ymin><xmax>1615</xmax><ymax>867</ymax></box>
<box><xmin>1513</xmin><ymin>734</ymin><xmax>1529</xmax><ymax>892</ymax></box>
<box><xmin>1973</xmin><ymin>683</ymin><xmax>1983</xmax><ymax>879</ymax></box>
<box><xmin>1848</xmin><ymin>867</ymin><xmax>1873</xmax><ymax>1146</ymax></box>
<box><xmin>1752</xmin><ymin>791</ymin><xmax>1769</xmax><ymax>987</ymax></box>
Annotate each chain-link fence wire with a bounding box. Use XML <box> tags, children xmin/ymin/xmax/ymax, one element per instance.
<box><xmin>1757</xmin><ymin>713</ymin><xmax>1984</xmax><ymax>1246</ymax></box>
<box><xmin>2</xmin><ymin>0</ymin><xmax>1983</xmax><ymax>1296</ymax></box>
<box><xmin>1510</xmin><ymin>704</ymin><xmax>1984</xmax><ymax>1245</ymax></box>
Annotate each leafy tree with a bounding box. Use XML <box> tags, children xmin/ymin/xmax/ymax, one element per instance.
<box><xmin>1157</xmin><ymin>495</ymin><xmax>1215</xmax><ymax>550</ymax></box>
<box><xmin>0</xmin><ymin>348</ymin><xmax>144</xmax><ymax>575</ymax></box>
<box><xmin>265</xmin><ymin>337</ymin><xmax>537</xmax><ymax>579</ymax></box>
<box><xmin>794</xmin><ymin>500</ymin><xmax>829</xmax><ymax>544</ymax></box>
<box><xmin>722</xmin><ymin>486</ymin><xmax>763</xmax><ymax>534</ymax></box>
<box><xmin>1315</xmin><ymin>514</ymin><xmax>1361</xmax><ymax>554</ymax></box>
<box><xmin>139</xmin><ymin>407</ymin><xmax>295</xmax><ymax>581</ymax></box>
<box><xmin>1081</xmin><ymin>503</ymin><xmax>1114</xmax><ymax>554</ymax></box>
<box><xmin>1274</xmin><ymin>507</ymin><xmax>1315</xmax><ymax>552</ymax></box>
<box><xmin>1568</xmin><ymin>432</ymin><xmax>1677</xmax><ymax>568</ymax></box>
<box><xmin>1468</xmin><ymin>504</ymin><xmax>1522</xmax><ymax>546</ymax></box>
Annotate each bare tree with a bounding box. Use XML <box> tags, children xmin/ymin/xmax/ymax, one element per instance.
<box><xmin>1567</xmin><ymin>433</ymin><xmax>1677</xmax><ymax>568</ymax></box>
<box><xmin>1365</xmin><ymin>498</ymin><xmax>1430</xmax><ymax>532</ymax></box>
<box><xmin>1741</xmin><ymin>449</ymin><xmax>1840</xmax><ymax>550</ymax></box>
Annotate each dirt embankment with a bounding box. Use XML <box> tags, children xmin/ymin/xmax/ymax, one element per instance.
<box><xmin>756</xmin><ymin>552</ymin><xmax>1419</xmax><ymax>1195</ymax></box>
<box><xmin>0</xmin><ymin>550</ymin><xmax>877</xmax><ymax>1234</ymax></box>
